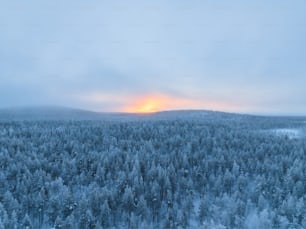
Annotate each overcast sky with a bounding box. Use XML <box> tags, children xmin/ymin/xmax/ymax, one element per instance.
<box><xmin>1</xmin><ymin>0</ymin><xmax>306</xmax><ymax>115</ymax></box>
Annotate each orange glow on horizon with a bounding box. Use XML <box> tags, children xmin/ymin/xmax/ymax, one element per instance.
<box><xmin>80</xmin><ymin>91</ymin><xmax>245</xmax><ymax>113</ymax></box>
<box><xmin>124</xmin><ymin>96</ymin><xmax>167</xmax><ymax>113</ymax></box>
<box><xmin>123</xmin><ymin>94</ymin><xmax>244</xmax><ymax>114</ymax></box>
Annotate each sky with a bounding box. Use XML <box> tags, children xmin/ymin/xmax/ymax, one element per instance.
<box><xmin>1</xmin><ymin>0</ymin><xmax>306</xmax><ymax>115</ymax></box>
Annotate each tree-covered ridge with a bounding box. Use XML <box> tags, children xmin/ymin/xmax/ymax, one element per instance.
<box><xmin>0</xmin><ymin>116</ymin><xmax>305</xmax><ymax>228</ymax></box>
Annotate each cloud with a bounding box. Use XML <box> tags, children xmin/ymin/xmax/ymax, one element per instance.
<box><xmin>0</xmin><ymin>0</ymin><xmax>305</xmax><ymax>114</ymax></box>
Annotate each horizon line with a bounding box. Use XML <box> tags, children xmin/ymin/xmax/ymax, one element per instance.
<box><xmin>0</xmin><ymin>105</ymin><xmax>306</xmax><ymax>118</ymax></box>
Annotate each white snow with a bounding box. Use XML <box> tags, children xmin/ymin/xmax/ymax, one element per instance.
<box><xmin>272</xmin><ymin>128</ymin><xmax>302</xmax><ymax>139</ymax></box>
<box><xmin>189</xmin><ymin>198</ymin><xmax>201</xmax><ymax>228</ymax></box>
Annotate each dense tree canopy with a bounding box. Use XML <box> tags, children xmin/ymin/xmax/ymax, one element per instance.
<box><xmin>0</xmin><ymin>113</ymin><xmax>305</xmax><ymax>228</ymax></box>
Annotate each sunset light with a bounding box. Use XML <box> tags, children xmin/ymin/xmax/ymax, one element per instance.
<box><xmin>121</xmin><ymin>94</ymin><xmax>243</xmax><ymax>114</ymax></box>
<box><xmin>123</xmin><ymin>94</ymin><xmax>206</xmax><ymax>113</ymax></box>
<box><xmin>124</xmin><ymin>96</ymin><xmax>166</xmax><ymax>113</ymax></box>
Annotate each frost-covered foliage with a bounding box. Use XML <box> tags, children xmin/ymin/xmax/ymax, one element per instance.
<box><xmin>0</xmin><ymin>113</ymin><xmax>305</xmax><ymax>228</ymax></box>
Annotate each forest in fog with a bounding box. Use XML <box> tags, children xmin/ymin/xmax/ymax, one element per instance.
<box><xmin>0</xmin><ymin>111</ymin><xmax>305</xmax><ymax>228</ymax></box>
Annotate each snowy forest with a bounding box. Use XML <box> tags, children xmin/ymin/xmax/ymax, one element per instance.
<box><xmin>0</xmin><ymin>110</ymin><xmax>305</xmax><ymax>228</ymax></box>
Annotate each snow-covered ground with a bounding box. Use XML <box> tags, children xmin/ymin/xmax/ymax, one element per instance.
<box><xmin>190</xmin><ymin>198</ymin><xmax>201</xmax><ymax>228</ymax></box>
<box><xmin>272</xmin><ymin>128</ymin><xmax>302</xmax><ymax>139</ymax></box>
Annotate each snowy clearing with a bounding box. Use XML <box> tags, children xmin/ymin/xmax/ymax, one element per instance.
<box><xmin>272</xmin><ymin>128</ymin><xmax>302</xmax><ymax>139</ymax></box>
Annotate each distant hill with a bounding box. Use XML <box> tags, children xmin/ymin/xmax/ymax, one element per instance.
<box><xmin>0</xmin><ymin>106</ymin><xmax>105</xmax><ymax>121</ymax></box>
<box><xmin>0</xmin><ymin>106</ymin><xmax>304</xmax><ymax>122</ymax></box>
<box><xmin>0</xmin><ymin>106</ymin><xmax>247</xmax><ymax>121</ymax></box>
